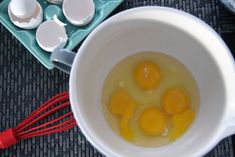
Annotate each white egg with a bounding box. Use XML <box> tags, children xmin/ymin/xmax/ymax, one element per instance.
<box><xmin>62</xmin><ymin>0</ymin><xmax>95</xmax><ymax>26</ymax></box>
<box><xmin>46</xmin><ymin>0</ymin><xmax>64</xmax><ymax>4</ymax></box>
<box><xmin>10</xmin><ymin>0</ymin><xmax>37</xmax><ymax>18</ymax></box>
<box><xmin>8</xmin><ymin>1</ymin><xmax>43</xmax><ymax>29</ymax></box>
<box><xmin>36</xmin><ymin>19</ymin><xmax>68</xmax><ymax>52</ymax></box>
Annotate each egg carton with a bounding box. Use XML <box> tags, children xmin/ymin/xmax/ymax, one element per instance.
<box><xmin>0</xmin><ymin>0</ymin><xmax>123</xmax><ymax>69</ymax></box>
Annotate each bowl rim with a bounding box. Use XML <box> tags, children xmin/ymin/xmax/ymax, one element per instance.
<box><xmin>220</xmin><ymin>0</ymin><xmax>235</xmax><ymax>14</ymax></box>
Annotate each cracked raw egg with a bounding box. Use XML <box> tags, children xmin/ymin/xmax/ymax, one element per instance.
<box><xmin>102</xmin><ymin>52</ymin><xmax>199</xmax><ymax>147</ymax></box>
<box><xmin>134</xmin><ymin>61</ymin><xmax>160</xmax><ymax>91</ymax></box>
<box><xmin>162</xmin><ymin>88</ymin><xmax>189</xmax><ymax>114</ymax></box>
<box><xmin>138</xmin><ymin>107</ymin><xmax>166</xmax><ymax>136</ymax></box>
<box><xmin>109</xmin><ymin>88</ymin><xmax>137</xmax><ymax>141</ymax></box>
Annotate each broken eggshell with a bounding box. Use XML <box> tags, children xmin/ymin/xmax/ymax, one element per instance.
<box><xmin>10</xmin><ymin>0</ymin><xmax>37</xmax><ymax>18</ymax></box>
<box><xmin>36</xmin><ymin>18</ymin><xmax>68</xmax><ymax>52</ymax></box>
<box><xmin>62</xmin><ymin>0</ymin><xmax>95</xmax><ymax>26</ymax></box>
<box><xmin>8</xmin><ymin>1</ymin><xmax>43</xmax><ymax>29</ymax></box>
<box><xmin>46</xmin><ymin>0</ymin><xmax>64</xmax><ymax>5</ymax></box>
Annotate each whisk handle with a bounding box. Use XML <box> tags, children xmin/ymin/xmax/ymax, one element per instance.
<box><xmin>0</xmin><ymin>128</ymin><xmax>18</xmax><ymax>149</ymax></box>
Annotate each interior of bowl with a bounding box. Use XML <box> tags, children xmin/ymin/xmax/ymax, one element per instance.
<box><xmin>70</xmin><ymin>8</ymin><xmax>227</xmax><ymax>157</ymax></box>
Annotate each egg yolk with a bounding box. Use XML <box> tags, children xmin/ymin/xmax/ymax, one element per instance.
<box><xmin>162</xmin><ymin>88</ymin><xmax>189</xmax><ymax>114</ymax></box>
<box><xmin>109</xmin><ymin>88</ymin><xmax>136</xmax><ymax>141</ymax></box>
<box><xmin>120</xmin><ymin>101</ymin><xmax>136</xmax><ymax>128</ymax></box>
<box><xmin>138</xmin><ymin>107</ymin><xmax>166</xmax><ymax>136</ymax></box>
<box><xmin>110</xmin><ymin>88</ymin><xmax>133</xmax><ymax>115</ymax></box>
<box><xmin>120</xmin><ymin>127</ymin><xmax>134</xmax><ymax>141</ymax></box>
<box><xmin>134</xmin><ymin>61</ymin><xmax>160</xmax><ymax>91</ymax></box>
<box><xmin>170</xmin><ymin>109</ymin><xmax>195</xmax><ymax>141</ymax></box>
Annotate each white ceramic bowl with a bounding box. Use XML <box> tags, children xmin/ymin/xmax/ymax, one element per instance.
<box><xmin>220</xmin><ymin>0</ymin><xmax>235</xmax><ymax>13</ymax></box>
<box><xmin>66</xmin><ymin>7</ymin><xmax>235</xmax><ymax>157</ymax></box>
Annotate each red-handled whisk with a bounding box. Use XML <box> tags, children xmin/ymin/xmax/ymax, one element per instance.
<box><xmin>0</xmin><ymin>92</ymin><xmax>77</xmax><ymax>149</ymax></box>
